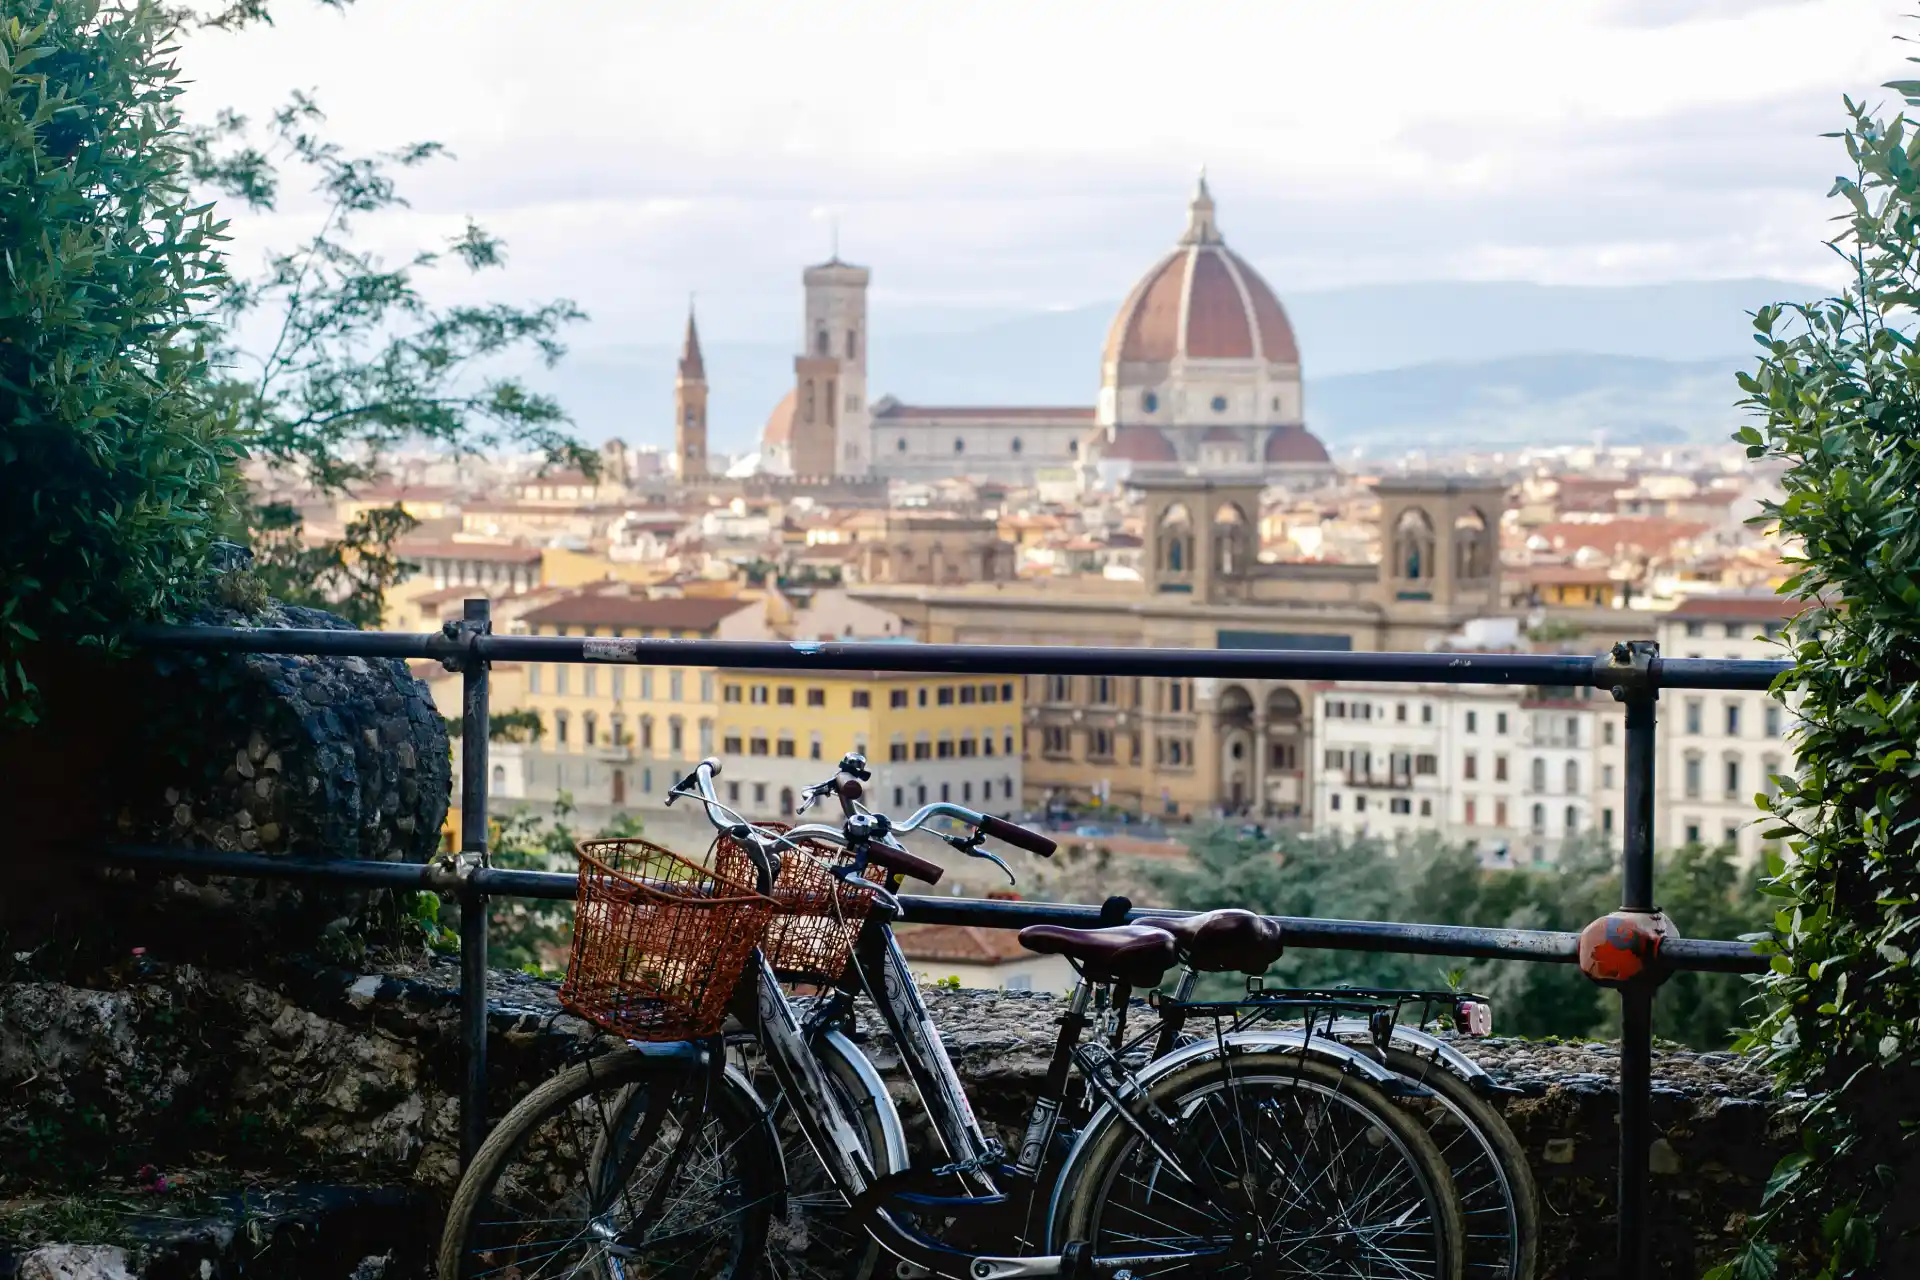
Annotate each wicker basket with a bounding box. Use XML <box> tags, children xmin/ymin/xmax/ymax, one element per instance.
<box><xmin>715</xmin><ymin>824</ymin><xmax>877</xmax><ymax>984</ymax></box>
<box><xmin>559</xmin><ymin>837</ymin><xmax>776</xmax><ymax>1040</ymax></box>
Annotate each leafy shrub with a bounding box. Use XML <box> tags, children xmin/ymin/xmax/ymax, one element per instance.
<box><xmin>1717</xmin><ymin>79</ymin><xmax>1920</xmax><ymax>1279</ymax></box>
<box><xmin>0</xmin><ymin>2</ymin><xmax>238</xmax><ymax>720</ymax></box>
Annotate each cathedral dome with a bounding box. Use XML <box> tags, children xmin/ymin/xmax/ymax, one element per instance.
<box><xmin>1102</xmin><ymin>176</ymin><xmax>1300</xmax><ymax>369</ymax></box>
<box><xmin>1264</xmin><ymin>425</ymin><xmax>1330</xmax><ymax>466</ymax></box>
<box><xmin>762</xmin><ymin>389</ymin><xmax>796</xmax><ymax>447</ymax></box>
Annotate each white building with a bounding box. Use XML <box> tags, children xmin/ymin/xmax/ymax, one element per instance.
<box><xmin>1311</xmin><ymin>681</ymin><xmax>1623</xmax><ymax>866</ymax></box>
<box><xmin>1656</xmin><ymin>596</ymin><xmax>1797</xmax><ymax>862</ymax></box>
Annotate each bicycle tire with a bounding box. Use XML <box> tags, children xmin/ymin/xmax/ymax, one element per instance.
<box><xmin>750</xmin><ymin>1030</ymin><xmax>902</xmax><ymax>1280</ymax></box>
<box><xmin>1382</xmin><ymin>1046</ymin><xmax>1538</xmax><ymax>1280</ymax></box>
<box><xmin>438</xmin><ymin>1046</ymin><xmax>776</xmax><ymax>1280</ymax></box>
<box><xmin>1053</xmin><ymin>1050</ymin><xmax>1466</xmax><ymax>1279</ymax></box>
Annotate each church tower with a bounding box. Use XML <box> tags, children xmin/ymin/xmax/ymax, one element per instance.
<box><xmin>790</xmin><ymin>256</ymin><xmax>871</xmax><ymax>478</ymax></box>
<box><xmin>674</xmin><ymin>306</ymin><xmax>708</xmax><ymax>481</ymax></box>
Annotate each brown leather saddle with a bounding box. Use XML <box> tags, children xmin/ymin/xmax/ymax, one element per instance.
<box><xmin>1155</xmin><ymin>908</ymin><xmax>1284</xmax><ymax>975</ymax></box>
<box><xmin>1017</xmin><ymin>923</ymin><xmax>1177</xmax><ymax>987</ymax></box>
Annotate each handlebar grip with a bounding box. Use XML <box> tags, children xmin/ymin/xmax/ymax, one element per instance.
<box><xmin>979</xmin><ymin>815</ymin><xmax>1057</xmax><ymax>858</ymax></box>
<box><xmin>865</xmin><ymin>843</ymin><xmax>945</xmax><ymax>885</ymax></box>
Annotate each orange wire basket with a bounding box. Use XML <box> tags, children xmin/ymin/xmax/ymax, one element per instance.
<box><xmin>715</xmin><ymin>824</ymin><xmax>877</xmax><ymax>984</ymax></box>
<box><xmin>560</xmin><ymin>837</ymin><xmax>776</xmax><ymax>1041</ymax></box>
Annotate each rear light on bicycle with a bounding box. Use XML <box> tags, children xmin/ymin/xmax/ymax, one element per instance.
<box><xmin>1457</xmin><ymin>999</ymin><xmax>1493</xmax><ymax>1038</ymax></box>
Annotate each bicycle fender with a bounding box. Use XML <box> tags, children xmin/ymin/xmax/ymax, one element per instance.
<box><xmin>817</xmin><ymin>1025</ymin><xmax>912</xmax><ymax>1175</ymax></box>
<box><xmin>1322</xmin><ymin>1018</ymin><xmax>1497</xmax><ymax>1089</ymax></box>
<box><xmin>1042</xmin><ymin>1028</ymin><xmax>1404</xmax><ymax>1249</ymax></box>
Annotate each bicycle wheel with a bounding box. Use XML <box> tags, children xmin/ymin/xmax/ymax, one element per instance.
<box><xmin>439</xmin><ymin>1047</ymin><xmax>776</xmax><ymax>1280</ymax></box>
<box><xmin>1053</xmin><ymin>1051</ymin><xmax>1465</xmax><ymax>1279</ymax></box>
<box><xmin>745</xmin><ymin>1030</ymin><xmax>901</xmax><ymax>1280</ymax></box>
<box><xmin>1381</xmin><ymin>1047</ymin><xmax>1537</xmax><ymax>1280</ymax></box>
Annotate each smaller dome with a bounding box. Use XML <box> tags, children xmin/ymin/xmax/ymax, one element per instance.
<box><xmin>1104</xmin><ymin>425</ymin><xmax>1179</xmax><ymax>463</ymax></box>
<box><xmin>1264</xmin><ymin>426</ymin><xmax>1331</xmax><ymax>466</ymax></box>
<box><xmin>762</xmin><ymin>390</ymin><xmax>796</xmax><ymax>447</ymax></box>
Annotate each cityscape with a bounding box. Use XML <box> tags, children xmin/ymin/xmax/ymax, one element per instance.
<box><xmin>245</xmin><ymin>176</ymin><xmax>1808</xmax><ymax>910</ymax></box>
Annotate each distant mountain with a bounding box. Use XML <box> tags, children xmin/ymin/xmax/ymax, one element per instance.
<box><xmin>545</xmin><ymin>277</ymin><xmax>1823</xmax><ymax>453</ymax></box>
<box><xmin>1310</xmin><ymin>353</ymin><xmax>1745</xmax><ymax>455</ymax></box>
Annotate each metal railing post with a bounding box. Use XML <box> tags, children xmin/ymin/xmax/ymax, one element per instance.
<box><xmin>457</xmin><ymin>598</ymin><xmax>493</xmax><ymax>1165</ymax></box>
<box><xmin>1617</xmin><ymin>650</ymin><xmax>1660</xmax><ymax>1280</ymax></box>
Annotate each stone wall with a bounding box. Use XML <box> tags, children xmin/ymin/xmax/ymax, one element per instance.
<box><xmin>0</xmin><ymin>958</ymin><xmax>1783</xmax><ymax>1279</ymax></box>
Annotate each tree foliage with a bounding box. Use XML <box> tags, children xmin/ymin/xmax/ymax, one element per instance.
<box><xmin>1152</xmin><ymin>829</ymin><xmax>1767</xmax><ymax>1048</ymax></box>
<box><xmin>0</xmin><ymin>1</ymin><xmax>238</xmax><ymax>719</ymax></box>
<box><xmin>187</xmin><ymin>93</ymin><xmax>591</xmax><ymax>621</ymax></box>
<box><xmin>1715</xmin><ymin>76</ymin><xmax>1920</xmax><ymax>1280</ymax></box>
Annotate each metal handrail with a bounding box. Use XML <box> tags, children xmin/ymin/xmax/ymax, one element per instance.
<box><xmin>112</xmin><ymin>612</ymin><xmax>1797</xmax><ymax>1280</ymax></box>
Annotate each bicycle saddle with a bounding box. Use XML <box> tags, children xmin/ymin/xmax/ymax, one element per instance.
<box><xmin>1156</xmin><ymin>909</ymin><xmax>1284</xmax><ymax>975</ymax></box>
<box><xmin>1017</xmin><ymin>924</ymin><xmax>1177</xmax><ymax>987</ymax></box>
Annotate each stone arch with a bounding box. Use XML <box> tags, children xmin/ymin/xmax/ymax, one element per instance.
<box><xmin>1394</xmin><ymin>507</ymin><xmax>1436</xmax><ymax>581</ymax></box>
<box><xmin>1453</xmin><ymin>506</ymin><xmax>1492</xmax><ymax>580</ymax></box>
<box><xmin>1212</xmin><ymin>502</ymin><xmax>1252</xmax><ymax>577</ymax></box>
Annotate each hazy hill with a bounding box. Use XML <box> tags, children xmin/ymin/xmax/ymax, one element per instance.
<box><xmin>549</xmin><ymin>277</ymin><xmax>1821</xmax><ymax>455</ymax></box>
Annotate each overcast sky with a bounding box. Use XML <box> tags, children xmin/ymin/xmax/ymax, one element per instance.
<box><xmin>182</xmin><ymin>0</ymin><xmax>1909</xmax><ymax>349</ymax></box>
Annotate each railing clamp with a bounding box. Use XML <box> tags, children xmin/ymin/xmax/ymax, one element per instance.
<box><xmin>426</xmin><ymin>849</ymin><xmax>483</xmax><ymax>893</ymax></box>
<box><xmin>433</xmin><ymin>615</ymin><xmax>488</xmax><ymax>674</ymax></box>
<box><xmin>1594</xmin><ymin>640</ymin><xmax>1660</xmax><ymax>704</ymax></box>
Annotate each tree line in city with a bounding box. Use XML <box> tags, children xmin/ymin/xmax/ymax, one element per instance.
<box><xmin>1154</xmin><ymin>827</ymin><xmax>1768</xmax><ymax>1050</ymax></box>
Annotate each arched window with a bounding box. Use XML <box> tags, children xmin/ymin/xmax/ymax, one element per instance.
<box><xmin>1158</xmin><ymin>503</ymin><xmax>1193</xmax><ymax>577</ymax></box>
<box><xmin>1394</xmin><ymin>508</ymin><xmax>1436</xmax><ymax>581</ymax></box>
<box><xmin>555</xmin><ymin>710</ymin><xmax>570</xmax><ymax>745</ymax></box>
<box><xmin>1530</xmin><ymin>803</ymin><xmax>1545</xmax><ymax>832</ymax></box>
<box><xmin>1213</xmin><ymin>503</ymin><xmax>1249</xmax><ymax>576</ymax></box>
<box><xmin>780</xmin><ymin>787</ymin><xmax>796</xmax><ymax>815</ymax></box>
<box><xmin>491</xmin><ymin>764</ymin><xmax>506</xmax><ymax>789</ymax></box>
<box><xmin>1531</xmin><ymin>758</ymin><xmax>1547</xmax><ymax>792</ymax></box>
<box><xmin>1454</xmin><ymin>508</ymin><xmax>1492</xmax><ymax>579</ymax></box>
<box><xmin>1564</xmin><ymin>759</ymin><xmax>1579</xmax><ymax>793</ymax></box>
<box><xmin>815</xmin><ymin>328</ymin><xmax>829</xmax><ymax>356</ymax></box>
<box><xmin>583</xmin><ymin>711</ymin><xmax>598</xmax><ymax>746</ymax></box>
<box><xmin>1565</xmin><ymin>805</ymin><xmax>1579</xmax><ymax>833</ymax></box>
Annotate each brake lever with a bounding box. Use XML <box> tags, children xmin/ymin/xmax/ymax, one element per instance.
<box><xmin>942</xmin><ymin>830</ymin><xmax>1016</xmax><ymax>886</ymax></box>
<box><xmin>832</xmin><ymin>865</ymin><xmax>900</xmax><ymax>915</ymax></box>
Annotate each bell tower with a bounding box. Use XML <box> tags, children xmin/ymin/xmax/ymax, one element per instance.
<box><xmin>674</xmin><ymin>305</ymin><xmax>708</xmax><ymax>481</ymax></box>
<box><xmin>792</xmin><ymin>255</ymin><xmax>871</xmax><ymax>478</ymax></box>
<box><xmin>1375</xmin><ymin>475</ymin><xmax>1505</xmax><ymax>612</ymax></box>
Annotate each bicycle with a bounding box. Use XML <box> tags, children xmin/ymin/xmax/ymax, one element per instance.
<box><xmin>438</xmin><ymin>753</ymin><xmax>1468</xmax><ymax>1279</ymax></box>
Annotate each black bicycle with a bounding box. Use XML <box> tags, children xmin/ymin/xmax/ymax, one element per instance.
<box><xmin>438</xmin><ymin>754</ymin><xmax>1467</xmax><ymax>1279</ymax></box>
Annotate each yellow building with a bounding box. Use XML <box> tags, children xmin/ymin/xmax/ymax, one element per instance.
<box><xmin>509</xmin><ymin>593</ymin><xmax>762</xmax><ymax>817</ymax></box>
<box><xmin>712</xmin><ymin>665</ymin><xmax>1025</xmax><ymax>821</ymax></box>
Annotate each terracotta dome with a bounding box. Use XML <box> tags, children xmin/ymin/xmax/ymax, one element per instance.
<box><xmin>761</xmin><ymin>389</ymin><xmax>796</xmax><ymax>446</ymax></box>
<box><xmin>1264</xmin><ymin>426</ymin><xmax>1330</xmax><ymax>465</ymax></box>
<box><xmin>1103</xmin><ymin>176</ymin><xmax>1299</xmax><ymax>368</ymax></box>
<box><xmin>1103</xmin><ymin>424</ymin><xmax>1179</xmax><ymax>463</ymax></box>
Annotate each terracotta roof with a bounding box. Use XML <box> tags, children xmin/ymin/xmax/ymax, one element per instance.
<box><xmin>1264</xmin><ymin>427</ymin><xmax>1331</xmax><ymax>465</ymax></box>
<box><xmin>1666</xmin><ymin>595</ymin><xmax>1799</xmax><ymax>622</ymax></box>
<box><xmin>1102</xmin><ymin>185</ymin><xmax>1299</xmax><ymax>368</ymax></box>
<box><xmin>1101</xmin><ymin>425</ymin><xmax>1179</xmax><ymax>463</ymax></box>
<box><xmin>1524</xmin><ymin>565</ymin><xmax>1617</xmax><ymax>585</ymax></box>
<box><xmin>1533</xmin><ymin>519</ymin><xmax>1710</xmax><ymax>558</ymax></box>
<box><xmin>519</xmin><ymin>594</ymin><xmax>755</xmax><ymax>631</ymax></box>
<box><xmin>1186</xmin><ymin>249</ymin><xmax>1255</xmax><ymax>359</ymax></box>
<box><xmin>762</xmin><ymin>389</ymin><xmax>797</xmax><ymax>447</ymax></box>
<box><xmin>893</xmin><ymin>923</ymin><xmax>1032</xmax><ymax>965</ymax></box>
<box><xmin>871</xmin><ymin>404</ymin><xmax>1096</xmax><ymax>421</ymax></box>
<box><xmin>396</xmin><ymin>540</ymin><xmax>544</xmax><ymax>564</ymax></box>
